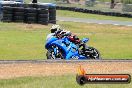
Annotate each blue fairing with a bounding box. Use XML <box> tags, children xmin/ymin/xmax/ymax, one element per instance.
<box><xmin>51</xmin><ymin>37</ymin><xmax>74</xmax><ymax>59</ymax></box>
<box><xmin>82</xmin><ymin>38</ymin><xmax>89</xmax><ymax>43</ymax></box>
<box><xmin>45</xmin><ymin>34</ymin><xmax>58</xmax><ymax>49</ymax></box>
<box><xmin>45</xmin><ymin>34</ymin><xmax>89</xmax><ymax>60</ymax></box>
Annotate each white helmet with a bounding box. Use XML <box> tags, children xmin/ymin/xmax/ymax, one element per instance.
<box><xmin>50</xmin><ymin>25</ymin><xmax>61</xmax><ymax>33</ymax></box>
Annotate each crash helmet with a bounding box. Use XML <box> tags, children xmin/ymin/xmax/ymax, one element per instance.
<box><xmin>50</xmin><ymin>25</ymin><xmax>61</xmax><ymax>33</ymax></box>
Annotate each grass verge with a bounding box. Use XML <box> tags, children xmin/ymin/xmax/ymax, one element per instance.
<box><xmin>57</xmin><ymin>10</ymin><xmax>132</xmax><ymax>22</ymax></box>
<box><xmin>0</xmin><ymin>22</ymin><xmax>132</xmax><ymax>60</ymax></box>
<box><xmin>0</xmin><ymin>75</ymin><xmax>131</xmax><ymax>88</ymax></box>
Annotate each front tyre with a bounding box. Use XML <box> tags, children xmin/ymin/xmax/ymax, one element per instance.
<box><xmin>46</xmin><ymin>51</ymin><xmax>55</xmax><ymax>59</ymax></box>
<box><xmin>85</xmin><ymin>47</ymin><xmax>101</xmax><ymax>59</ymax></box>
<box><xmin>46</xmin><ymin>46</ymin><xmax>64</xmax><ymax>60</ymax></box>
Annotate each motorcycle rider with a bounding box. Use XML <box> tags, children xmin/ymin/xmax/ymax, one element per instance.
<box><xmin>46</xmin><ymin>25</ymin><xmax>100</xmax><ymax>59</ymax></box>
<box><xmin>50</xmin><ymin>25</ymin><xmax>88</xmax><ymax>53</ymax></box>
<box><xmin>50</xmin><ymin>25</ymin><xmax>70</xmax><ymax>38</ymax></box>
<box><xmin>50</xmin><ymin>25</ymin><xmax>61</xmax><ymax>34</ymax></box>
<box><xmin>50</xmin><ymin>25</ymin><xmax>81</xmax><ymax>44</ymax></box>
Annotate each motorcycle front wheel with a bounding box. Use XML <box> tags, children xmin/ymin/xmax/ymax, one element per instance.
<box><xmin>46</xmin><ymin>46</ymin><xmax>64</xmax><ymax>60</ymax></box>
<box><xmin>46</xmin><ymin>50</ymin><xmax>56</xmax><ymax>59</ymax></box>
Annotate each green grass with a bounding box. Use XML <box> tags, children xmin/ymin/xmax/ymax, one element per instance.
<box><xmin>0</xmin><ymin>22</ymin><xmax>132</xmax><ymax>60</ymax></box>
<box><xmin>0</xmin><ymin>75</ymin><xmax>132</xmax><ymax>88</ymax></box>
<box><xmin>57</xmin><ymin>10</ymin><xmax>132</xmax><ymax>22</ymax></box>
<box><xmin>0</xmin><ymin>22</ymin><xmax>50</xmax><ymax>60</ymax></box>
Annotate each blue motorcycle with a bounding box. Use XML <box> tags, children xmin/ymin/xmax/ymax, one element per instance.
<box><xmin>45</xmin><ymin>33</ymin><xmax>101</xmax><ymax>60</ymax></box>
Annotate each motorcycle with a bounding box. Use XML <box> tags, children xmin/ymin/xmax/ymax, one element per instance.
<box><xmin>45</xmin><ymin>33</ymin><xmax>101</xmax><ymax>60</ymax></box>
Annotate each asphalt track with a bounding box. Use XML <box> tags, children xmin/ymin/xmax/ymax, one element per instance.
<box><xmin>57</xmin><ymin>17</ymin><xmax>132</xmax><ymax>26</ymax></box>
<box><xmin>0</xmin><ymin>60</ymin><xmax>132</xmax><ymax>64</ymax></box>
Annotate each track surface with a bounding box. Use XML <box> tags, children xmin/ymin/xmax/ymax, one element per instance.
<box><xmin>0</xmin><ymin>60</ymin><xmax>132</xmax><ymax>64</ymax></box>
<box><xmin>57</xmin><ymin>17</ymin><xmax>132</xmax><ymax>26</ymax></box>
<box><xmin>0</xmin><ymin>60</ymin><xmax>132</xmax><ymax>79</ymax></box>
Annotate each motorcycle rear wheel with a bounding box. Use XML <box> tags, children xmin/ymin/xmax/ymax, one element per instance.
<box><xmin>85</xmin><ymin>47</ymin><xmax>101</xmax><ymax>59</ymax></box>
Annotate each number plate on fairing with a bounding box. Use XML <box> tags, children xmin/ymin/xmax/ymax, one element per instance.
<box><xmin>72</xmin><ymin>56</ymin><xmax>79</xmax><ymax>59</ymax></box>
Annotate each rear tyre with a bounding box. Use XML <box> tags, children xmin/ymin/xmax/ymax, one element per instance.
<box><xmin>85</xmin><ymin>47</ymin><xmax>101</xmax><ymax>59</ymax></box>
